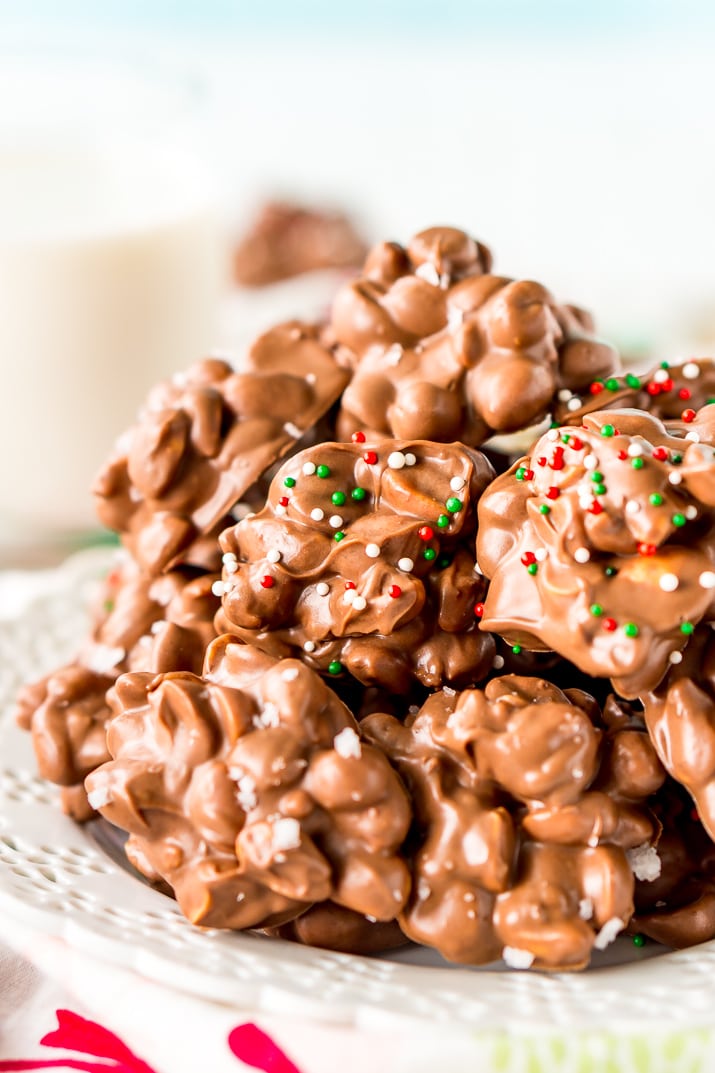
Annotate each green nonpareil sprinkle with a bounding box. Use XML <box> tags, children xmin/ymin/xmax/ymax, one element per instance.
<box><xmin>632</xmin><ymin>933</ymin><xmax>646</xmax><ymax>948</ymax></box>
<box><xmin>333</xmin><ymin>531</ymin><xmax>345</xmax><ymax>542</ymax></box>
<box><xmin>549</xmin><ymin>420</ymin><xmax>559</xmax><ymax>429</ymax></box>
<box><xmin>605</xmin><ymin>566</ymin><xmax>617</xmax><ymax>577</ymax></box>
<box><xmin>516</xmin><ymin>467</ymin><xmax>526</xmax><ymax>481</ymax></box>
<box><xmin>590</xmin><ymin>604</ymin><xmax>603</xmax><ymax>617</ymax></box>
<box><xmin>283</xmin><ymin>476</ymin><xmax>296</xmax><ymax>488</ymax></box>
<box><xmin>437</xmin><ymin>555</ymin><xmax>451</xmax><ymax>569</ymax></box>
<box><xmin>511</xmin><ymin>644</ymin><xmax>522</xmax><ymax>654</ymax></box>
<box><xmin>331</xmin><ymin>491</ymin><xmax>346</xmax><ymax>506</ymax></box>
<box><xmin>601</xmin><ymin>424</ymin><xmax>615</xmax><ymax>437</ymax></box>
<box><xmin>681</xmin><ymin>622</ymin><xmax>695</xmax><ymax>635</ymax></box>
<box><xmin>423</xmin><ymin>548</ymin><xmax>437</xmax><ymax>561</ymax></box>
<box><xmin>631</xmin><ymin>457</ymin><xmax>644</xmax><ymax>470</ymax></box>
<box><xmin>626</xmin><ymin>374</ymin><xmax>641</xmax><ymax>389</ymax></box>
<box><xmin>605</xmin><ymin>378</ymin><xmax>620</xmax><ymax>390</ymax></box>
<box><xmin>592</xmin><ymin>482</ymin><xmax>607</xmax><ymax>496</ymax></box>
<box><xmin>437</xmin><ymin>514</ymin><xmax>450</xmax><ymax>528</ymax></box>
<box><xmin>649</xmin><ymin>493</ymin><xmax>664</xmax><ymax>506</ymax></box>
<box><xmin>672</xmin><ymin>513</ymin><xmax>687</xmax><ymax>527</ymax></box>
<box><xmin>539</xmin><ymin>504</ymin><xmax>550</xmax><ymax>514</ymax></box>
<box><xmin>624</xmin><ymin>623</ymin><xmax>639</xmax><ymax>637</ymax></box>
<box><xmin>590</xmin><ymin>471</ymin><xmax>604</xmax><ymax>482</ymax></box>
<box><xmin>446</xmin><ymin>497</ymin><xmax>462</xmax><ymax>513</ymax></box>
<box><xmin>660</xmin><ymin>360</ymin><xmax>670</xmax><ymax>369</ymax></box>
<box><xmin>672</xmin><ymin>454</ymin><xmax>683</xmax><ymax>464</ymax></box>
<box><xmin>316</xmin><ymin>464</ymin><xmax>331</xmax><ymax>478</ymax></box>
<box><xmin>351</xmin><ymin>487</ymin><xmax>367</xmax><ymax>501</ymax></box>
<box><xmin>328</xmin><ymin>660</ymin><xmax>343</xmax><ymax>675</ymax></box>
<box><xmin>527</xmin><ymin>562</ymin><xmax>538</xmax><ymax>575</ymax></box>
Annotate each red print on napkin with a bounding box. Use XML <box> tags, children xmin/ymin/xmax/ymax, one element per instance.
<box><xmin>0</xmin><ymin>1010</ymin><xmax>303</xmax><ymax>1073</ymax></box>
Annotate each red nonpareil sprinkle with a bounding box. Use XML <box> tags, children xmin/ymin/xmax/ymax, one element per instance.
<box><xmin>637</xmin><ymin>542</ymin><xmax>657</xmax><ymax>556</ymax></box>
<box><xmin>603</xmin><ymin>617</ymin><xmax>617</xmax><ymax>631</ymax></box>
<box><xmin>646</xmin><ymin>381</ymin><xmax>661</xmax><ymax>396</ymax></box>
<box><xmin>618</xmin><ymin>450</ymin><xmax>628</xmax><ymax>460</ymax></box>
<box><xmin>474</xmin><ymin>602</ymin><xmax>484</xmax><ymax>617</ymax></box>
<box><xmin>589</xmin><ymin>382</ymin><xmax>604</xmax><ymax>395</ymax></box>
<box><xmin>344</xmin><ymin>580</ymin><xmax>356</xmax><ymax>590</ymax></box>
<box><xmin>551</xmin><ymin>449</ymin><xmax>565</xmax><ymax>471</ymax></box>
<box><xmin>679</xmin><ymin>388</ymin><xmax>692</xmax><ymax>400</ymax></box>
<box><xmin>653</xmin><ymin>446</ymin><xmax>669</xmax><ymax>461</ymax></box>
<box><xmin>569</xmin><ymin>436</ymin><xmax>584</xmax><ymax>451</ymax></box>
<box><xmin>523</xmin><ymin>468</ymin><xmax>535</xmax><ymax>480</ymax></box>
<box><xmin>278</xmin><ymin>496</ymin><xmax>290</xmax><ymax>507</ymax></box>
<box><xmin>418</xmin><ymin>525</ymin><xmax>434</xmax><ymax>541</ymax></box>
<box><xmin>260</xmin><ymin>575</ymin><xmax>275</xmax><ymax>589</ymax></box>
<box><xmin>521</xmin><ymin>551</ymin><xmax>537</xmax><ymax>566</ymax></box>
<box><xmin>588</xmin><ymin>501</ymin><xmax>603</xmax><ymax>515</ymax></box>
<box><xmin>389</xmin><ymin>584</ymin><xmax>402</xmax><ymax>599</ymax></box>
<box><xmin>546</xmin><ymin>486</ymin><xmax>560</xmax><ymax>500</ymax></box>
<box><xmin>351</xmin><ymin>431</ymin><xmax>366</xmax><ymax>443</ymax></box>
<box><xmin>662</xmin><ymin>378</ymin><xmax>674</xmax><ymax>392</ymax></box>
<box><xmin>682</xmin><ymin>408</ymin><xmax>696</xmax><ymax>423</ymax></box>
<box><xmin>363</xmin><ymin>450</ymin><xmax>378</xmax><ymax>464</ymax></box>
<box><xmin>537</xmin><ymin>456</ymin><xmax>548</xmax><ymax>467</ymax></box>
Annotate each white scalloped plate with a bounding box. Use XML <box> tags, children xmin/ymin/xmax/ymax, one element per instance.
<box><xmin>2</xmin><ymin>550</ymin><xmax>715</xmax><ymax>1047</ymax></box>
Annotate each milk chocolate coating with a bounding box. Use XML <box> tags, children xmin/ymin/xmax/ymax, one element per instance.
<box><xmin>94</xmin><ymin>326</ymin><xmax>349</xmax><ymax>575</ymax></box>
<box><xmin>362</xmin><ymin>676</ymin><xmax>657</xmax><ymax>969</ymax></box>
<box><xmin>333</xmin><ymin>227</ymin><xmax>618</xmax><ymax>445</ymax></box>
<box><xmin>85</xmin><ymin>640</ymin><xmax>411</xmax><ymax>930</ymax></box>
<box><xmin>233</xmin><ymin>201</ymin><xmax>367</xmax><ymax>287</ymax></box>
<box><xmin>267</xmin><ymin>901</ymin><xmax>407</xmax><ymax>954</ymax></box>
<box><xmin>554</xmin><ymin>358</ymin><xmax>715</xmax><ymax>426</ymax></box>
<box><xmin>642</xmin><ymin>627</ymin><xmax>715</xmax><ymax>843</ymax></box>
<box><xmin>216</xmin><ymin>438</ymin><xmax>497</xmax><ymax>692</ymax></box>
<box><xmin>478</xmin><ymin>410</ymin><xmax>715</xmax><ymax>697</ymax></box>
<box><xmin>632</xmin><ymin>780</ymin><xmax>715</xmax><ymax>948</ymax></box>
<box><xmin>16</xmin><ymin>558</ymin><xmax>219</xmax><ymax>816</ymax></box>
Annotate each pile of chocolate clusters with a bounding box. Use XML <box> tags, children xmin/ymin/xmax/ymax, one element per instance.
<box><xmin>18</xmin><ymin>227</ymin><xmax>715</xmax><ymax>971</ymax></box>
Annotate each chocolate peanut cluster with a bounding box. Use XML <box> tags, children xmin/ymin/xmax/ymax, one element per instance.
<box><xmin>95</xmin><ymin>325</ymin><xmax>349</xmax><ymax>575</ymax></box>
<box><xmin>333</xmin><ymin>227</ymin><xmax>618</xmax><ymax>445</ymax></box>
<box><xmin>16</xmin><ymin>557</ymin><xmax>219</xmax><ymax>818</ymax></box>
<box><xmin>477</xmin><ymin>410</ymin><xmax>715</xmax><ymax>697</ymax></box>
<box><xmin>18</xmin><ymin>222</ymin><xmax>715</xmax><ymax>970</ymax></box>
<box><xmin>216</xmin><ymin>437</ymin><xmax>497</xmax><ymax>691</ymax></box>
<box><xmin>362</xmin><ymin>676</ymin><xmax>663</xmax><ymax>970</ymax></box>
<box><xmin>85</xmin><ymin>641</ymin><xmax>411</xmax><ymax>930</ymax></box>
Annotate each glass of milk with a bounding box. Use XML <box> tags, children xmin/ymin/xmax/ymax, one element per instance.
<box><xmin>0</xmin><ymin>46</ymin><xmax>227</xmax><ymax>563</ymax></box>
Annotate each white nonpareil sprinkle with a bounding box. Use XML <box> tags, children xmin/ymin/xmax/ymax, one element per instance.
<box><xmin>493</xmin><ymin>655</ymin><xmax>505</xmax><ymax>669</ymax></box>
<box><xmin>86</xmin><ymin>645</ymin><xmax>126</xmax><ymax>674</ymax></box>
<box><xmin>535</xmin><ymin>548</ymin><xmax>548</xmax><ymax>562</ymax></box>
<box><xmin>625</xmin><ymin>501</ymin><xmax>640</xmax><ymax>515</ymax></box>
<box><xmin>311</xmin><ymin>508</ymin><xmax>325</xmax><ymax>522</ymax></box>
<box><xmin>329</xmin><ymin>515</ymin><xmax>343</xmax><ymax>528</ymax></box>
<box><xmin>387</xmin><ymin>451</ymin><xmax>406</xmax><ymax>469</ymax></box>
<box><xmin>344</xmin><ymin>588</ymin><xmax>356</xmax><ymax>605</ymax></box>
<box><xmin>583</xmin><ymin>453</ymin><xmax>599</xmax><ymax>470</ymax></box>
<box><xmin>272</xmin><ymin>817</ymin><xmax>301</xmax><ymax>853</ymax></box>
<box><xmin>316</xmin><ymin>582</ymin><xmax>330</xmax><ymax>596</ymax></box>
<box><xmin>547</xmin><ymin>429</ymin><xmax>560</xmax><ymax>441</ymax></box>
<box><xmin>306</xmin><ymin>372</ymin><xmax>316</xmax><ymax>384</ymax></box>
<box><xmin>669</xmin><ymin>650</ymin><xmax>684</xmax><ymax>665</ymax></box>
<box><xmin>669</xmin><ymin>471</ymin><xmax>683</xmax><ymax>485</ymax></box>
<box><xmin>224</xmin><ymin>560</ymin><xmax>238</xmax><ymax>575</ymax></box>
<box><xmin>502</xmin><ymin>946</ymin><xmax>535</xmax><ymax>970</ymax></box>
<box><xmin>683</xmin><ymin>361</ymin><xmax>701</xmax><ymax>379</ymax></box>
<box><xmin>222</xmin><ymin>551</ymin><xmax>237</xmax><ymax>564</ymax></box>
<box><xmin>281</xmin><ymin>666</ymin><xmax>299</xmax><ymax>682</ymax></box>
<box><xmin>557</xmin><ymin>389</ymin><xmax>573</xmax><ymax>401</ymax></box>
<box><xmin>579</xmin><ymin>898</ymin><xmax>594</xmax><ymax>921</ymax></box>
<box><xmin>212</xmin><ymin>580</ymin><xmax>227</xmax><ymax>597</ymax></box>
<box><xmin>593</xmin><ymin>916</ymin><xmax>625</xmax><ymax>950</ymax></box>
<box><xmin>398</xmin><ymin>557</ymin><xmax>414</xmax><ymax>572</ymax></box>
<box><xmin>365</xmin><ymin>543</ymin><xmax>381</xmax><ymax>558</ymax></box>
<box><xmin>653</xmin><ymin>368</ymin><xmax>670</xmax><ymax>384</ymax></box>
<box><xmin>275</xmin><ymin>505</ymin><xmax>287</xmax><ymax>516</ymax></box>
<box><xmin>685</xmin><ymin>431</ymin><xmax>701</xmax><ymax>443</ymax></box>
<box><xmin>627</xmin><ymin>443</ymin><xmax>644</xmax><ymax>457</ymax></box>
<box><xmin>87</xmin><ymin>786</ymin><xmax>111</xmax><ymax>810</ymax></box>
<box><xmin>302</xmin><ymin>462</ymin><xmax>317</xmax><ymax>476</ymax></box>
<box><xmin>404</xmin><ymin>452</ymin><xmax>417</xmax><ymax>466</ymax></box>
<box><xmin>574</xmin><ymin>547</ymin><xmax>591</xmax><ymax>564</ymax></box>
<box><xmin>253</xmin><ymin>702</ymin><xmax>280</xmax><ymax>729</ymax></box>
<box><xmin>283</xmin><ymin>422</ymin><xmax>303</xmax><ymax>439</ymax></box>
<box><xmin>236</xmin><ymin>775</ymin><xmax>257</xmax><ymax>811</ymax></box>
<box><xmin>333</xmin><ymin>726</ymin><xmax>362</xmax><ymax>759</ymax></box>
<box><xmin>352</xmin><ymin>595</ymin><xmax>367</xmax><ymax>612</ymax></box>
<box><xmin>303</xmin><ymin>640</ymin><xmax>316</xmax><ymax>653</ymax></box>
<box><xmin>627</xmin><ymin>843</ymin><xmax>662</xmax><ymax>883</ymax></box>
<box><xmin>659</xmin><ymin>573</ymin><xmax>679</xmax><ymax>592</ymax></box>
<box><xmin>686</xmin><ymin>505</ymin><xmax>698</xmax><ymax>520</ymax></box>
<box><xmin>267</xmin><ymin>549</ymin><xmax>282</xmax><ymax>563</ymax></box>
<box><xmin>700</xmin><ymin>571</ymin><xmax>715</xmax><ymax>589</ymax></box>
<box><xmin>450</xmin><ymin>475</ymin><xmax>466</xmax><ymax>491</ymax></box>
<box><xmin>567</xmin><ymin>397</ymin><xmax>583</xmax><ymax>412</ymax></box>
